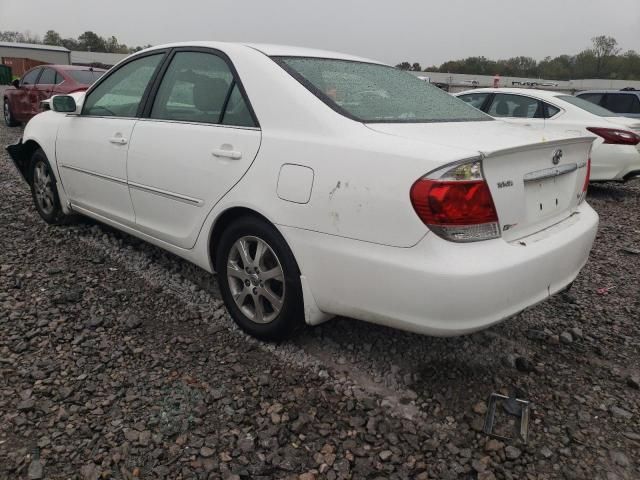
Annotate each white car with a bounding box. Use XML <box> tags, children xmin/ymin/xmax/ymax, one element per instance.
<box><xmin>456</xmin><ymin>88</ymin><xmax>640</xmax><ymax>182</ymax></box>
<box><xmin>7</xmin><ymin>42</ymin><xmax>598</xmax><ymax>340</ymax></box>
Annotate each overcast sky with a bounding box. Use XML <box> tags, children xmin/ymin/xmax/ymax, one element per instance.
<box><xmin>1</xmin><ymin>0</ymin><xmax>639</xmax><ymax>65</ymax></box>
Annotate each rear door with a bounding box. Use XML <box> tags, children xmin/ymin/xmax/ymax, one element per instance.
<box><xmin>35</xmin><ymin>67</ymin><xmax>59</xmax><ymax>110</ymax></box>
<box><xmin>486</xmin><ymin>93</ymin><xmax>546</xmax><ymax>130</ymax></box>
<box><xmin>14</xmin><ymin>67</ymin><xmax>41</xmax><ymax>120</ymax></box>
<box><xmin>127</xmin><ymin>48</ymin><xmax>261</xmax><ymax>249</ymax></box>
<box><xmin>56</xmin><ymin>52</ymin><xmax>166</xmax><ymax>225</ymax></box>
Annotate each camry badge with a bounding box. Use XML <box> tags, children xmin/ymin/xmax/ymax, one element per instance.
<box><xmin>552</xmin><ymin>149</ymin><xmax>563</xmax><ymax>165</ymax></box>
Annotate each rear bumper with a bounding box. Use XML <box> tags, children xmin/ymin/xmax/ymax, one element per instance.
<box><xmin>591</xmin><ymin>143</ymin><xmax>640</xmax><ymax>181</ymax></box>
<box><xmin>281</xmin><ymin>203</ymin><xmax>598</xmax><ymax>336</ymax></box>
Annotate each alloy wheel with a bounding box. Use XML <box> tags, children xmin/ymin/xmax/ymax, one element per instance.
<box><xmin>3</xmin><ymin>101</ymin><xmax>10</xmax><ymax>125</ymax></box>
<box><xmin>33</xmin><ymin>161</ymin><xmax>55</xmax><ymax>216</ymax></box>
<box><xmin>226</xmin><ymin>236</ymin><xmax>285</xmax><ymax>324</ymax></box>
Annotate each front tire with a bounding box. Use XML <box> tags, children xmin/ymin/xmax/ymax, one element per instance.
<box><xmin>29</xmin><ymin>149</ymin><xmax>73</xmax><ymax>225</ymax></box>
<box><xmin>216</xmin><ymin>216</ymin><xmax>304</xmax><ymax>341</ymax></box>
<box><xmin>3</xmin><ymin>98</ymin><xmax>19</xmax><ymax>127</ymax></box>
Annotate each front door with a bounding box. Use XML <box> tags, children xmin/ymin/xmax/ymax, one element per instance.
<box><xmin>127</xmin><ymin>49</ymin><xmax>261</xmax><ymax>248</ymax></box>
<box><xmin>56</xmin><ymin>52</ymin><xmax>165</xmax><ymax>226</ymax></box>
<box><xmin>14</xmin><ymin>67</ymin><xmax>41</xmax><ymax>121</ymax></box>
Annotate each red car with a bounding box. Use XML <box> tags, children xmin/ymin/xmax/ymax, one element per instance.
<box><xmin>3</xmin><ymin>65</ymin><xmax>106</xmax><ymax>127</ymax></box>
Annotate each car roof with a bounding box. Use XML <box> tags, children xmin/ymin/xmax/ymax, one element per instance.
<box><xmin>26</xmin><ymin>64</ymin><xmax>107</xmax><ymax>72</ymax></box>
<box><xmin>456</xmin><ymin>88</ymin><xmax>567</xmax><ymax>101</ymax></box>
<box><xmin>576</xmin><ymin>89</ymin><xmax>639</xmax><ymax>95</ymax></box>
<box><xmin>142</xmin><ymin>41</ymin><xmax>385</xmax><ymax>64</ymax></box>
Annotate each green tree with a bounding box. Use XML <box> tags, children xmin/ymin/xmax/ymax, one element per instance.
<box><xmin>411</xmin><ymin>62</ymin><xmax>422</xmax><ymax>71</ymax></box>
<box><xmin>43</xmin><ymin>30</ymin><xmax>63</xmax><ymax>46</ymax></box>
<box><xmin>395</xmin><ymin>61</ymin><xmax>411</xmax><ymax>70</ymax></box>
<box><xmin>591</xmin><ymin>35</ymin><xmax>620</xmax><ymax>76</ymax></box>
<box><xmin>77</xmin><ymin>31</ymin><xmax>106</xmax><ymax>52</ymax></box>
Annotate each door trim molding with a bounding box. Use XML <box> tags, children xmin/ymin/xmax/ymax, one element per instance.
<box><xmin>60</xmin><ymin>163</ymin><xmax>203</xmax><ymax>206</ymax></box>
<box><xmin>60</xmin><ymin>163</ymin><xmax>127</xmax><ymax>185</ymax></box>
<box><xmin>128</xmin><ymin>181</ymin><xmax>204</xmax><ymax>206</ymax></box>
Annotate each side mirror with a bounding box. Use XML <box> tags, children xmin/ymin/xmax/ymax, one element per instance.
<box><xmin>51</xmin><ymin>95</ymin><xmax>77</xmax><ymax>113</ymax></box>
<box><xmin>12</xmin><ymin>79</ymin><xmax>20</xmax><ymax>89</ymax></box>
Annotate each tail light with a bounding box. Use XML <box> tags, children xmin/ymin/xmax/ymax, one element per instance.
<box><xmin>578</xmin><ymin>157</ymin><xmax>591</xmax><ymax>204</ymax></box>
<box><xmin>410</xmin><ymin>159</ymin><xmax>500</xmax><ymax>242</ymax></box>
<box><xmin>586</xmin><ymin>127</ymin><xmax>640</xmax><ymax>146</ymax></box>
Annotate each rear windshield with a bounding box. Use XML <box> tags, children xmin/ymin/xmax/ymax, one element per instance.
<box><xmin>67</xmin><ymin>70</ymin><xmax>105</xmax><ymax>84</ymax></box>
<box><xmin>557</xmin><ymin>95</ymin><xmax>615</xmax><ymax>117</ymax></box>
<box><xmin>275</xmin><ymin>57</ymin><xmax>491</xmax><ymax>123</ymax></box>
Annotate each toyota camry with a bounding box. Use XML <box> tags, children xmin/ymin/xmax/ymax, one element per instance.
<box><xmin>7</xmin><ymin>42</ymin><xmax>599</xmax><ymax>340</ymax></box>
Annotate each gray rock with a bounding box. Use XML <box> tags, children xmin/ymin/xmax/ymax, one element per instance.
<box><xmin>505</xmin><ymin>446</ymin><xmax>521</xmax><ymax>460</ymax></box>
<box><xmin>560</xmin><ymin>332</ymin><xmax>573</xmax><ymax>344</ymax></box>
<box><xmin>609</xmin><ymin>406</ymin><xmax>633</xmax><ymax>419</ymax></box>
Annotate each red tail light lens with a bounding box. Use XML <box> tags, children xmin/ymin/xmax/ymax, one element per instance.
<box><xmin>583</xmin><ymin>157</ymin><xmax>591</xmax><ymax>192</ymax></box>
<box><xmin>410</xmin><ymin>160</ymin><xmax>500</xmax><ymax>242</ymax></box>
<box><xmin>586</xmin><ymin>127</ymin><xmax>640</xmax><ymax>146</ymax></box>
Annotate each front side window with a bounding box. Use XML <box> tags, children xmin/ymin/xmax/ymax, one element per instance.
<box><xmin>150</xmin><ymin>51</ymin><xmax>236</xmax><ymax>125</ymax></box>
<box><xmin>21</xmin><ymin>68</ymin><xmax>41</xmax><ymax>86</ymax></box>
<box><xmin>37</xmin><ymin>68</ymin><xmax>57</xmax><ymax>85</ymax></box>
<box><xmin>276</xmin><ymin>57</ymin><xmax>490</xmax><ymax>123</ymax></box>
<box><xmin>488</xmin><ymin>94</ymin><xmax>542</xmax><ymax>118</ymax></box>
<box><xmin>603</xmin><ymin>93</ymin><xmax>640</xmax><ymax>114</ymax></box>
<box><xmin>557</xmin><ymin>95</ymin><xmax>614</xmax><ymax>117</ymax></box>
<box><xmin>83</xmin><ymin>54</ymin><xmax>163</xmax><ymax>117</ymax></box>
<box><xmin>458</xmin><ymin>93</ymin><xmax>491</xmax><ymax>110</ymax></box>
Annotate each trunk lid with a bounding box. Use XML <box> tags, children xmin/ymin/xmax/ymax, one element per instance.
<box><xmin>367</xmin><ymin>121</ymin><xmax>594</xmax><ymax>241</ymax></box>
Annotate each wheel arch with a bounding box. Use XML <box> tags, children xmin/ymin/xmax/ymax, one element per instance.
<box><xmin>9</xmin><ymin>139</ymin><xmax>42</xmax><ymax>184</ymax></box>
<box><xmin>208</xmin><ymin>206</ymin><xmax>298</xmax><ymax>273</ymax></box>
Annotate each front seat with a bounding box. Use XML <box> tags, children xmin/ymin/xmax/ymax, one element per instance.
<box><xmin>494</xmin><ymin>100</ymin><xmax>510</xmax><ymax>116</ymax></box>
<box><xmin>192</xmin><ymin>76</ymin><xmax>230</xmax><ymax>123</ymax></box>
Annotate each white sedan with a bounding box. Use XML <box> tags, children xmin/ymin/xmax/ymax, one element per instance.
<box><xmin>7</xmin><ymin>42</ymin><xmax>598</xmax><ymax>340</ymax></box>
<box><xmin>456</xmin><ymin>88</ymin><xmax>640</xmax><ymax>182</ymax></box>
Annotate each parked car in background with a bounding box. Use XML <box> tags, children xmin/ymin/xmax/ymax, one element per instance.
<box><xmin>575</xmin><ymin>88</ymin><xmax>640</xmax><ymax>119</ymax></box>
<box><xmin>456</xmin><ymin>88</ymin><xmax>640</xmax><ymax>182</ymax></box>
<box><xmin>7</xmin><ymin>42</ymin><xmax>597</xmax><ymax>340</ymax></box>
<box><xmin>3</xmin><ymin>65</ymin><xmax>106</xmax><ymax>126</ymax></box>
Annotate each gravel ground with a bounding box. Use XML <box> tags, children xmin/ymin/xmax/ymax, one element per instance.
<box><xmin>1</xmin><ymin>109</ymin><xmax>639</xmax><ymax>479</ymax></box>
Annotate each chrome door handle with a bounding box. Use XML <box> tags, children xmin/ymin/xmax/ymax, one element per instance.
<box><xmin>109</xmin><ymin>137</ymin><xmax>128</xmax><ymax>145</ymax></box>
<box><xmin>212</xmin><ymin>148</ymin><xmax>242</xmax><ymax>160</ymax></box>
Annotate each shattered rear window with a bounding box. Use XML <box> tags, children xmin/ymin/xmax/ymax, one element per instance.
<box><xmin>274</xmin><ymin>57</ymin><xmax>492</xmax><ymax>123</ymax></box>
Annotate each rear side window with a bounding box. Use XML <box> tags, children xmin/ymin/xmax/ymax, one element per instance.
<box><xmin>150</xmin><ymin>51</ymin><xmax>256</xmax><ymax>127</ymax></box>
<box><xmin>458</xmin><ymin>92</ymin><xmax>490</xmax><ymax>110</ymax></box>
<box><xmin>21</xmin><ymin>68</ymin><xmax>41</xmax><ymax>85</ymax></box>
<box><xmin>603</xmin><ymin>93</ymin><xmax>640</xmax><ymax>114</ymax></box>
<box><xmin>488</xmin><ymin>94</ymin><xmax>542</xmax><ymax>118</ymax></box>
<box><xmin>577</xmin><ymin>92</ymin><xmax>604</xmax><ymax>105</ymax></box>
<box><xmin>83</xmin><ymin>54</ymin><xmax>163</xmax><ymax>117</ymax></box>
<box><xmin>54</xmin><ymin>71</ymin><xmax>64</xmax><ymax>84</ymax></box>
<box><xmin>276</xmin><ymin>57</ymin><xmax>490</xmax><ymax>123</ymax></box>
<box><xmin>68</xmin><ymin>70</ymin><xmax>105</xmax><ymax>84</ymax></box>
<box><xmin>37</xmin><ymin>68</ymin><xmax>57</xmax><ymax>85</ymax></box>
<box><xmin>545</xmin><ymin>103</ymin><xmax>561</xmax><ymax>118</ymax></box>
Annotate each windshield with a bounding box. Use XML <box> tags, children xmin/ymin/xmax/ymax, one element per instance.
<box><xmin>67</xmin><ymin>70</ymin><xmax>105</xmax><ymax>85</ymax></box>
<box><xmin>557</xmin><ymin>95</ymin><xmax>616</xmax><ymax>117</ymax></box>
<box><xmin>275</xmin><ymin>57</ymin><xmax>491</xmax><ymax>123</ymax></box>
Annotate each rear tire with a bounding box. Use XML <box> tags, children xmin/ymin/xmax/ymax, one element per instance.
<box><xmin>216</xmin><ymin>216</ymin><xmax>304</xmax><ymax>341</ymax></box>
<box><xmin>3</xmin><ymin>98</ymin><xmax>19</xmax><ymax>127</ymax></box>
<box><xmin>29</xmin><ymin>149</ymin><xmax>74</xmax><ymax>225</ymax></box>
